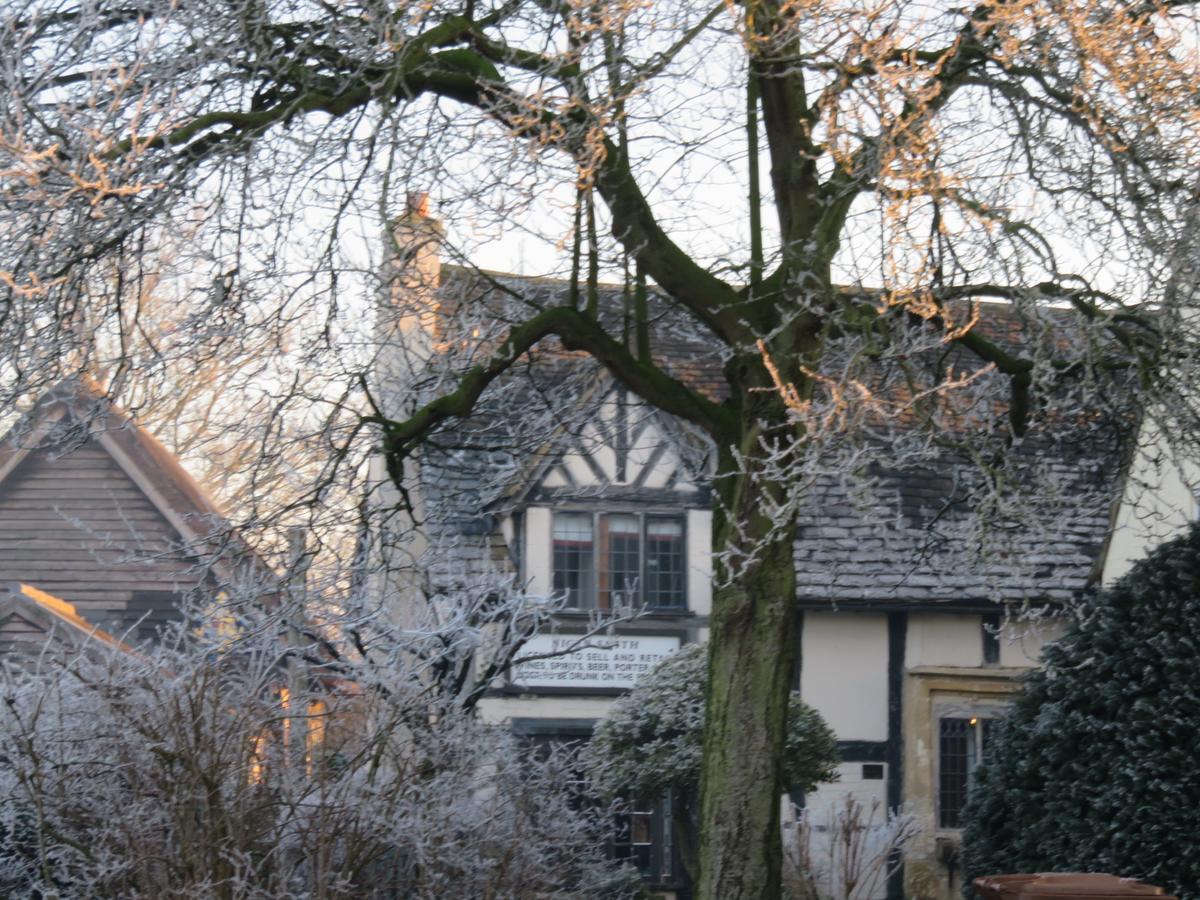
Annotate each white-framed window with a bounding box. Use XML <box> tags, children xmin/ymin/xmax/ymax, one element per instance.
<box><xmin>937</xmin><ymin>715</ymin><xmax>995</xmax><ymax>829</ymax></box>
<box><xmin>551</xmin><ymin>511</ymin><xmax>686</xmax><ymax>611</ymax></box>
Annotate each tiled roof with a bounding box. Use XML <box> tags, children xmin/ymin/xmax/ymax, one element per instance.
<box><xmin>436</xmin><ymin>266</ymin><xmax>728</xmax><ymax>400</ymax></box>
<box><xmin>793</xmin><ymin>441</ymin><xmax>1120</xmax><ymax>607</ymax></box>
<box><xmin>397</xmin><ymin>268</ymin><xmax>1131</xmax><ymax>605</ymax></box>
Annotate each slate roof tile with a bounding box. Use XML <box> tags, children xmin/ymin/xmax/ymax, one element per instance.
<box><xmin>395</xmin><ymin>270</ymin><xmax>1131</xmax><ymax>606</ymax></box>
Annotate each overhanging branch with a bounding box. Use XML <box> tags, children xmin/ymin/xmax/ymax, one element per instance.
<box><xmin>370</xmin><ymin>306</ymin><xmax>733</xmax><ymax>477</ymax></box>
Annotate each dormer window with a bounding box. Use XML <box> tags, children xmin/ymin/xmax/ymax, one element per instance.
<box><xmin>551</xmin><ymin>512</ymin><xmax>686</xmax><ymax>611</ymax></box>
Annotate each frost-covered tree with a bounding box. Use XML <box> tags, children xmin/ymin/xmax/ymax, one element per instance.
<box><xmin>4</xmin><ymin>1</ymin><xmax>1200</xmax><ymax>895</ymax></box>
<box><xmin>586</xmin><ymin>644</ymin><xmax>840</xmax><ymax>880</ymax></box>
<box><xmin>961</xmin><ymin>524</ymin><xmax>1200</xmax><ymax>898</ymax></box>
<box><xmin>0</xmin><ymin>602</ymin><xmax>641</xmax><ymax>900</ymax></box>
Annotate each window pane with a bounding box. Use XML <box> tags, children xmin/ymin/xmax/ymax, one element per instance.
<box><xmin>553</xmin><ymin>513</ymin><xmax>594</xmax><ymax>608</ymax></box>
<box><xmin>645</xmin><ymin>517</ymin><xmax>685</xmax><ymax>607</ymax></box>
<box><xmin>601</xmin><ymin>514</ymin><xmax>640</xmax><ymax>610</ymax></box>
<box><xmin>939</xmin><ymin>716</ymin><xmax>993</xmax><ymax>829</ymax></box>
<box><xmin>939</xmin><ymin>717</ymin><xmax>970</xmax><ymax>828</ymax></box>
<box><xmin>612</xmin><ymin>794</ymin><xmax>661</xmax><ymax>878</ymax></box>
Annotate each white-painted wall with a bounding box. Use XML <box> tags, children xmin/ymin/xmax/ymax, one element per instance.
<box><xmin>477</xmin><ymin>695</ymin><xmax>618</xmax><ymax>726</ymax></box>
<box><xmin>627</xmin><ymin>421</ymin><xmax>674</xmax><ymax>488</ymax></box>
<box><xmin>592</xmin><ymin>441</ymin><xmax>618</xmax><ymax>482</ymax></box>
<box><xmin>907</xmin><ymin>614</ymin><xmax>981</xmax><ymax>668</ymax></box>
<box><xmin>562</xmin><ymin>451</ymin><xmax>599</xmax><ymax>485</ymax></box>
<box><xmin>539</xmin><ymin>390</ymin><xmax>704</xmax><ymax>492</ymax></box>
<box><xmin>1104</xmin><ymin>421</ymin><xmax>1200</xmax><ymax>584</ymax></box>
<box><xmin>806</xmin><ymin>762</ymin><xmax>889</xmax><ymax>810</ymax></box>
<box><xmin>686</xmin><ymin>509</ymin><xmax>712</xmax><ymax>616</ymax></box>
<box><xmin>541</xmin><ymin>467</ymin><xmax>568</xmax><ymax>488</ymax></box>
<box><xmin>997</xmin><ymin>617</ymin><xmax>1063</xmax><ymax>668</ymax></box>
<box><xmin>800</xmin><ymin>613</ymin><xmax>888</xmax><ymax>741</ymax></box>
<box><xmin>524</xmin><ymin>506</ymin><xmax>552</xmax><ymax>594</ymax></box>
<box><xmin>365</xmin><ymin>453</ymin><xmax>429</xmax><ymax>627</ymax></box>
<box><xmin>798</xmin><ymin>762</ymin><xmax>892</xmax><ymax>900</ymax></box>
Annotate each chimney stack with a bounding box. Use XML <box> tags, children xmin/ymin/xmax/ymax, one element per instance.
<box><xmin>406</xmin><ymin>191</ymin><xmax>430</xmax><ymax>218</ymax></box>
<box><xmin>376</xmin><ymin>191</ymin><xmax>446</xmax><ymax>417</ymax></box>
<box><xmin>390</xmin><ymin>191</ymin><xmax>444</xmax><ymax>296</ymax></box>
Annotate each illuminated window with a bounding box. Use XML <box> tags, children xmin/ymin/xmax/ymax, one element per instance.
<box><xmin>551</xmin><ymin>512</ymin><xmax>686</xmax><ymax>610</ymax></box>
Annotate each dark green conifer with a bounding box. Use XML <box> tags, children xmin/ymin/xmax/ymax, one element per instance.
<box><xmin>962</xmin><ymin>525</ymin><xmax>1200</xmax><ymax>898</ymax></box>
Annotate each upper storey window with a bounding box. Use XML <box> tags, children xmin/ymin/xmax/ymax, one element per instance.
<box><xmin>551</xmin><ymin>512</ymin><xmax>686</xmax><ymax>611</ymax></box>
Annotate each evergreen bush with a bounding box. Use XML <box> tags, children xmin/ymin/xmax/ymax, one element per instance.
<box><xmin>585</xmin><ymin>643</ymin><xmax>840</xmax><ymax>801</ymax></box>
<box><xmin>584</xmin><ymin>643</ymin><xmax>840</xmax><ymax>880</ymax></box>
<box><xmin>962</xmin><ymin>524</ymin><xmax>1200</xmax><ymax>898</ymax></box>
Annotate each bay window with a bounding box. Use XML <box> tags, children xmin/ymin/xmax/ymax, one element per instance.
<box><xmin>551</xmin><ymin>512</ymin><xmax>686</xmax><ymax>610</ymax></box>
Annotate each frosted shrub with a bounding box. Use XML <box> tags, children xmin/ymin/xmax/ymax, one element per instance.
<box><xmin>0</xmin><ymin>619</ymin><xmax>636</xmax><ymax>899</ymax></box>
<box><xmin>784</xmin><ymin>796</ymin><xmax>920</xmax><ymax>900</ymax></box>
<box><xmin>962</xmin><ymin>525</ymin><xmax>1200</xmax><ymax>898</ymax></box>
<box><xmin>585</xmin><ymin>643</ymin><xmax>840</xmax><ymax>879</ymax></box>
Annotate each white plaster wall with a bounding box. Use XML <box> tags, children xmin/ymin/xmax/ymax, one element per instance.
<box><xmin>997</xmin><ymin>617</ymin><xmax>1064</xmax><ymax>668</ymax></box>
<box><xmin>907</xmin><ymin>614</ymin><xmax>981</xmax><ymax>668</ymax></box>
<box><xmin>541</xmin><ymin>467</ymin><xmax>568</xmax><ymax>488</ymax></box>
<box><xmin>524</xmin><ymin>506</ymin><xmax>552</xmax><ymax>594</ymax></box>
<box><xmin>798</xmin><ymin>763</ymin><xmax>892</xmax><ymax>900</ymax></box>
<box><xmin>641</xmin><ymin>454</ymin><xmax>674</xmax><ymax>489</ymax></box>
<box><xmin>592</xmin><ymin>440</ymin><xmax>618</xmax><ymax>481</ymax></box>
<box><xmin>1104</xmin><ymin>421</ymin><xmax>1200</xmax><ymax>584</ymax></box>
<box><xmin>625</xmin><ymin>433</ymin><xmax>656</xmax><ymax>482</ymax></box>
<box><xmin>800</xmin><ymin>613</ymin><xmax>888</xmax><ymax>741</ymax></box>
<box><xmin>686</xmin><ymin>509</ymin><xmax>713</xmax><ymax>616</ymax></box>
<box><xmin>477</xmin><ymin>695</ymin><xmax>618</xmax><ymax>726</ymax></box>
<box><xmin>626</xmin><ymin>422</ymin><xmax>666</xmax><ymax>485</ymax></box>
<box><xmin>562</xmin><ymin>451</ymin><xmax>598</xmax><ymax>485</ymax></box>
<box><xmin>364</xmin><ymin>452</ymin><xmax>428</xmax><ymax>628</ymax></box>
<box><xmin>804</xmin><ymin>762</ymin><xmax>888</xmax><ymax>814</ymax></box>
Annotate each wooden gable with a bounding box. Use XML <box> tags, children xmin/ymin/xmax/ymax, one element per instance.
<box><xmin>0</xmin><ymin>381</ymin><xmax>247</xmax><ymax>640</ymax></box>
<box><xmin>0</xmin><ymin>583</ymin><xmax>131</xmax><ymax>657</ymax></box>
<box><xmin>0</xmin><ymin>431</ymin><xmax>205</xmax><ymax>636</ymax></box>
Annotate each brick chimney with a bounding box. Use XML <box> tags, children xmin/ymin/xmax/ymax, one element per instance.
<box><xmin>389</xmin><ymin>191</ymin><xmax>444</xmax><ymax>302</ymax></box>
<box><xmin>367</xmin><ymin>192</ymin><xmax>445</xmax><ymax>622</ymax></box>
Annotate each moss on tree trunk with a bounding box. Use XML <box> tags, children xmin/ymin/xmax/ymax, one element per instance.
<box><xmin>696</xmin><ymin>378</ymin><xmax>802</xmax><ymax>899</ymax></box>
<box><xmin>697</xmin><ymin>525</ymin><xmax>797</xmax><ymax>898</ymax></box>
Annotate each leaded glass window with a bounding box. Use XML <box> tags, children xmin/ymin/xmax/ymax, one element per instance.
<box><xmin>550</xmin><ymin>512</ymin><xmax>686</xmax><ymax>611</ymax></box>
<box><xmin>602</xmin><ymin>514</ymin><xmax>641</xmax><ymax>610</ymax></box>
<box><xmin>552</xmin><ymin>513</ymin><xmax>594</xmax><ymax>608</ymax></box>
<box><xmin>938</xmin><ymin>716</ymin><xmax>994</xmax><ymax>828</ymax></box>
<box><xmin>644</xmin><ymin>517</ymin><xmax>685</xmax><ymax>608</ymax></box>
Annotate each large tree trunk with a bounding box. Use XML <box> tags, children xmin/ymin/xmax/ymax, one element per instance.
<box><xmin>696</xmin><ymin>400</ymin><xmax>801</xmax><ymax>898</ymax></box>
<box><xmin>697</xmin><ymin>521</ymin><xmax>797</xmax><ymax>898</ymax></box>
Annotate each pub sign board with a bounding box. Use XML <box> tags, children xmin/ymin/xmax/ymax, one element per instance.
<box><xmin>510</xmin><ymin>634</ymin><xmax>681</xmax><ymax>689</ymax></box>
